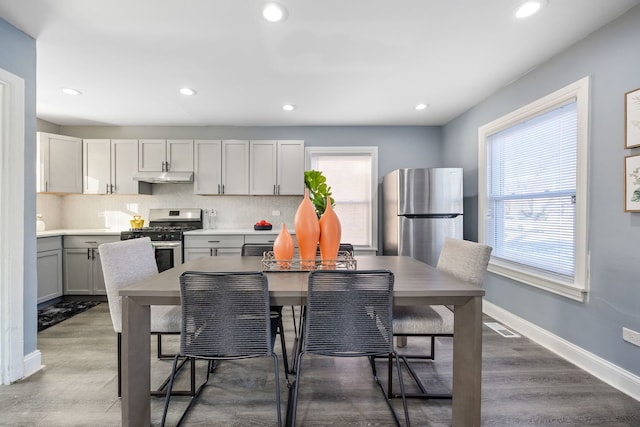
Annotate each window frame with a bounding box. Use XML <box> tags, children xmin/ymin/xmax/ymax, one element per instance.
<box><xmin>478</xmin><ymin>76</ymin><xmax>590</xmax><ymax>301</ymax></box>
<box><xmin>305</xmin><ymin>146</ymin><xmax>378</xmax><ymax>252</ymax></box>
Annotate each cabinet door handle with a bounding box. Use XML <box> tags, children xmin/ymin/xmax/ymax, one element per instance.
<box><xmin>106</xmin><ymin>184</ymin><xmax>109</xmax><ymax>194</ymax></box>
<box><xmin>213</xmin><ymin>248</ymin><xmax>218</xmax><ymax>256</ymax></box>
<box><xmin>218</xmin><ymin>184</ymin><xmax>221</xmax><ymax>194</ymax></box>
<box><xmin>92</xmin><ymin>248</ymin><xmax>96</xmax><ymax>260</ymax></box>
<box><xmin>110</xmin><ymin>184</ymin><xmax>114</xmax><ymax>194</ymax></box>
<box><xmin>209</xmin><ymin>248</ymin><xmax>213</xmax><ymax>256</ymax></box>
<box><xmin>222</xmin><ymin>184</ymin><xmax>225</xmax><ymax>194</ymax></box>
<box><xmin>207</xmin><ymin>240</ymin><xmax>220</xmax><ymax>243</ymax></box>
<box><xmin>45</xmin><ymin>181</ymin><xmax>48</xmax><ymax>192</ymax></box>
<box><xmin>273</xmin><ymin>185</ymin><xmax>276</xmax><ymax>195</ymax></box>
<box><xmin>277</xmin><ymin>184</ymin><xmax>280</xmax><ymax>194</ymax></box>
<box><xmin>87</xmin><ymin>249</ymin><xmax>91</xmax><ymax>259</ymax></box>
<box><xmin>84</xmin><ymin>241</ymin><xmax>98</xmax><ymax>244</ymax></box>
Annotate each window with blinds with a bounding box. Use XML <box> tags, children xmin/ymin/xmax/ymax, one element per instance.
<box><xmin>478</xmin><ymin>77</ymin><xmax>590</xmax><ymax>301</ymax></box>
<box><xmin>487</xmin><ymin>101</ymin><xmax>577</xmax><ymax>277</ymax></box>
<box><xmin>306</xmin><ymin>147</ymin><xmax>378</xmax><ymax>249</ymax></box>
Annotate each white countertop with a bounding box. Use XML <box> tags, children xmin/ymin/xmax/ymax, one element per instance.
<box><xmin>37</xmin><ymin>229</ymin><xmax>122</xmax><ymax>237</ymax></box>
<box><xmin>37</xmin><ymin>228</ymin><xmax>289</xmax><ymax>237</ymax></box>
<box><xmin>184</xmin><ymin>228</ymin><xmax>290</xmax><ymax>235</ymax></box>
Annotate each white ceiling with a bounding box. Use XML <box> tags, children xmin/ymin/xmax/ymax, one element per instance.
<box><xmin>1</xmin><ymin>0</ymin><xmax>638</xmax><ymax>127</ymax></box>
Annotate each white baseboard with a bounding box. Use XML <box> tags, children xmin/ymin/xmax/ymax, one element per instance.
<box><xmin>22</xmin><ymin>350</ymin><xmax>42</xmax><ymax>380</ymax></box>
<box><xmin>483</xmin><ymin>300</ymin><xmax>640</xmax><ymax>401</ymax></box>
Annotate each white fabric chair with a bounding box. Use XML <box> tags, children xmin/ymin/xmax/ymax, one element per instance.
<box><xmin>99</xmin><ymin>237</ymin><xmax>191</xmax><ymax>397</ymax></box>
<box><xmin>388</xmin><ymin>237</ymin><xmax>492</xmax><ymax>399</ymax></box>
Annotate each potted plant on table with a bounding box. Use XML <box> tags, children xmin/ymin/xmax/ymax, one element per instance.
<box><xmin>304</xmin><ymin>170</ymin><xmax>334</xmax><ymax>218</ymax></box>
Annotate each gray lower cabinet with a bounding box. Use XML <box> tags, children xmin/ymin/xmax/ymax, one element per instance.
<box><xmin>63</xmin><ymin>235</ymin><xmax>118</xmax><ymax>295</ymax></box>
<box><xmin>184</xmin><ymin>234</ymin><xmax>245</xmax><ymax>261</ymax></box>
<box><xmin>37</xmin><ymin>236</ymin><xmax>63</xmax><ymax>304</ymax></box>
<box><xmin>184</xmin><ymin>232</ymin><xmax>295</xmax><ymax>262</ymax></box>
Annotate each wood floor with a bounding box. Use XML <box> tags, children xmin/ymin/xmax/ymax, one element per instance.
<box><xmin>0</xmin><ymin>303</ymin><xmax>638</xmax><ymax>426</ymax></box>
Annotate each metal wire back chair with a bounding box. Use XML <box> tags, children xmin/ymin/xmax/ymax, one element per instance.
<box><xmin>161</xmin><ymin>271</ymin><xmax>282</xmax><ymax>427</ymax></box>
<box><xmin>240</xmin><ymin>243</ymin><xmax>291</xmax><ymax>377</ymax></box>
<box><xmin>288</xmin><ymin>270</ymin><xmax>410</xmax><ymax>427</ymax></box>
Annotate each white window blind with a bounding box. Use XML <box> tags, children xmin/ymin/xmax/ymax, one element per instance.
<box><xmin>487</xmin><ymin>101</ymin><xmax>577</xmax><ymax>277</ymax></box>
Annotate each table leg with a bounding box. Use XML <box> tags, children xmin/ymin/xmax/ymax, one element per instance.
<box><xmin>122</xmin><ymin>297</ymin><xmax>151</xmax><ymax>426</ymax></box>
<box><xmin>452</xmin><ymin>296</ymin><xmax>482</xmax><ymax>427</ymax></box>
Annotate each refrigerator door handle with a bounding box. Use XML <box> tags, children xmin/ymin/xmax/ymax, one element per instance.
<box><xmin>403</xmin><ymin>213</ymin><xmax>461</xmax><ymax>219</ymax></box>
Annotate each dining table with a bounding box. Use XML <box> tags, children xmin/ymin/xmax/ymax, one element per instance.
<box><xmin>119</xmin><ymin>255</ymin><xmax>484</xmax><ymax>426</ymax></box>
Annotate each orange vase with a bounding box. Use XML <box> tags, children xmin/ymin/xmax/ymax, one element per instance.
<box><xmin>273</xmin><ymin>223</ymin><xmax>295</xmax><ymax>269</ymax></box>
<box><xmin>319</xmin><ymin>196</ymin><xmax>342</xmax><ymax>269</ymax></box>
<box><xmin>294</xmin><ymin>188</ymin><xmax>320</xmax><ymax>270</ymax></box>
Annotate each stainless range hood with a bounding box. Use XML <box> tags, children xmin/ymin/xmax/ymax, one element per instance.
<box><xmin>133</xmin><ymin>171</ymin><xmax>194</xmax><ymax>184</ymax></box>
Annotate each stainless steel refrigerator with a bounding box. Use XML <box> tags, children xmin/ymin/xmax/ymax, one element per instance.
<box><xmin>382</xmin><ymin>168</ymin><xmax>463</xmax><ymax>266</ymax></box>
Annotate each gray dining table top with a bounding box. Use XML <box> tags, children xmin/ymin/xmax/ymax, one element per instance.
<box><xmin>120</xmin><ymin>255</ymin><xmax>485</xmax><ymax>306</ymax></box>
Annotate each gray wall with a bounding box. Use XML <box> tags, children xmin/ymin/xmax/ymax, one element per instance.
<box><xmin>442</xmin><ymin>6</ymin><xmax>640</xmax><ymax>376</ymax></box>
<box><xmin>0</xmin><ymin>18</ymin><xmax>37</xmax><ymax>356</ymax></box>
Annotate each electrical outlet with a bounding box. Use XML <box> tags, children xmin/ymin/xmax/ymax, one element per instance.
<box><xmin>271</xmin><ymin>210</ymin><xmax>281</xmax><ymax>216</ymax></box>
<box><xmin>622</xmin><ymin>327</ymin><xmax>640</xmax><ymax>347</ymax></box>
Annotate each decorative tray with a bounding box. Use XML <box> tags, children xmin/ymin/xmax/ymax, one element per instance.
<box><xmin>261</xmin><ymin>251</ymin><xmax>357</xmax><ymax>272</ymax></box>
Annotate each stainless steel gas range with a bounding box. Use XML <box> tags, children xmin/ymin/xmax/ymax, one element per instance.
<box><xmin>120</xmin><ymin>208</ymin><xmax>202</xmax><ymax>272</ymax></box>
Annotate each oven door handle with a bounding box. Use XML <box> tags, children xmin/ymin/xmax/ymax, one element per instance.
<box><xmin>151</xmin><ymin>241</ymin><xmax>182</xmax><ymax>248</ymax></box>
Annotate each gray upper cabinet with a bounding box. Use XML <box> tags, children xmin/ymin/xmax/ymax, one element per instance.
<box><xmin>138</xmin><ymin>139</ymin><xmax>193</xmax><ymax>172</ymax></box>
<box><xmin>193</xmin><ymin>140</ymin><xmax>222</xmax><ymax>195</ymax></box>
<box><xmin>249</xmin><ymin>140</ymin><xmax>304</xmax><ymax>195</ymax></box>
<box><xmin>37</xmin><ymin>132</ymin><xmax>83</xmax><ymax>193</ymax></box>
<box><xmin>192</xmin><ymin>139</ymin><xmax>305</xmax><ymax>196</ymax></box>
<box><xmin>276</xmin><ymin>140</ymin><xmax>305</xmax><ymax>195</ymax></box>
<box><xmin>221</xmin><ymin>140</ymin><xmax>250</xmax><ymax>195</ymax></box>
<box><xmin>249</xmin><ymin>140</ymin><xmax>277</xmax><ymax>195</ymax></box>
<box><xmin>84</xmin><ymin>139</ymin><xmax>150</xmax><ymax>194</ymax></box>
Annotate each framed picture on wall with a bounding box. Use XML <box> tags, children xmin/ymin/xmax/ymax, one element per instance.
<box><xmin>624</xmin><ymin>154</ymin><xmax>640</xmax><ymax>212</ymax></box>
<box><xmin>625</xmin><ymin>87</ymin><xmax>640</xmax><ymax>148</ymax></box>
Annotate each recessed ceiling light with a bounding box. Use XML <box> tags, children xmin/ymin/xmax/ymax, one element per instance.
<box><xmin>515</xmin><ymin>0</ymin><xmax>547</xmax><ymax>19</ymax></box>
<box><xmin>415</xmin><ymin>103</ymin><xmax>429</xmax><ymax>111</ymax></box>
<box><xmin>263</xmin><ymin>3</ymin><xmax>287</xmax><ymax>22</ymax></box>
<box><xmin>282</xmin><ymin>104</ymin><xmax>295</xmax><ymax>111</ymax></box>
<box><xmin>179</xmin><ymin>87</ymin><xmax>196</xmax><ymax>96</ymax></box>
<box><xmin>62</xmin><ymin>88</ymin><xmax>82</xmax><ymax>96</ymax></box>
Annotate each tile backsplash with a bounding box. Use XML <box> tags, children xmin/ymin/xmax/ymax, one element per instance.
<box><xmin>36</xmin><ymin>184</ymin><xmax>301</xmax><ymax>231</ymax></box>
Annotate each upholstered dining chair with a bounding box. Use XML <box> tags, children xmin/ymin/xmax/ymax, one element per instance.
<box><xmin>99</xmin><ymin>237</ymin><xmax>195</xmax><ymax>398</ymax></box>
<box><xmin>161</xmin><ymin>271</ymin><xmax>282</xmax><ymax>427</ymax></box>
<box><xmin>288</xmin><ymin>270</ymin><xmax>410</xmax><ymax>427</ymax></box>
<box><xmin>388</xmin><ymin>237</ymin><xmax>492</xmax><ymax>399</ymax></box>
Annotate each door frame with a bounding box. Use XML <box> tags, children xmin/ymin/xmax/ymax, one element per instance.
<box><xmin>0</xmin><ymin>67</ymin><xmax>26</xmax><ymax>384</ymax></box>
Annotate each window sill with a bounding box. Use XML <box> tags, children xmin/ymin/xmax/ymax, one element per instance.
<box><xmin>488</xmin><ymin>259</ymin><xmax>587</xmax><ymax>302</ymax></box>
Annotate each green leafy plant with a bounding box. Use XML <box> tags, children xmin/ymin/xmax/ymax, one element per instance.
<box><xmin>304</xmin><ymin>170</ymin><xmax>334</xmax><ymax>218</ymax></box>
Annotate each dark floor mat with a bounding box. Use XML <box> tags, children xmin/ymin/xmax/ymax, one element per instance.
<box><xmin>38</xmin><ymin>301</ymin><xmax>101</xmax><ymax>332</ymax></box>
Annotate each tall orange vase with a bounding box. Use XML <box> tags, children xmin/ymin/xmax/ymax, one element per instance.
<box><xmin>273</xmin><ymin>223</ymin><xmax>295</xmax><ymax>269</ymax></box>
<box><xmin>319</xmin><ymin>196</ymin><xmax>342</xmax><ymax>268</ymax></box>
<box><xmin>295</xmin><ymin>188</ymin><xmax>320</xmax><ymax>270</ymax></box>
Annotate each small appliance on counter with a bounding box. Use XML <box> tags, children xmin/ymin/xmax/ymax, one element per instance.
<box><xmin>129</xmin><ymin>215</ymin><xmax>144</xmax><ymax>229</ymax></box>
<box><xmin>120</xmin><ymin>208</ymin><xmax>203</xmax><ymax>272</ymax></box>
<box><xmin>254</xmin><ymin>219</ymin><xmax>272</xmax><ymax>230</ymax></box>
